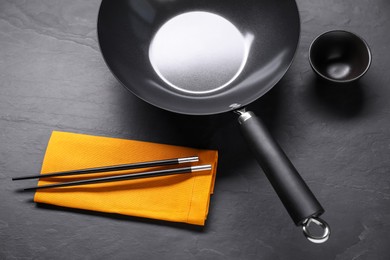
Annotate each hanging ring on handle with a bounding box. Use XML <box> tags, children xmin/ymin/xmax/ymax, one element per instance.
<box><xmin>302</xmin><ymin>217</ymin><xmax>330</xmax><ymax>243</ymax></box>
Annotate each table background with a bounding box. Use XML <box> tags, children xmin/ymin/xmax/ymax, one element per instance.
<box><xmin>1</xmin><ymin>0</ymin><xmax>389</xmax><ymax>259</ymax></box>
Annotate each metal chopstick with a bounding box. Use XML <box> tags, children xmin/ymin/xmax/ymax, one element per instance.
<box><xmin>12</xmin><ymin>156</ymin><xmax>199</xmax><ymax>181</ymax></box>
<box><xmin>22</xmin><ymin>165</ymin><xmax>212</xmax><ymax>191</ymax></box>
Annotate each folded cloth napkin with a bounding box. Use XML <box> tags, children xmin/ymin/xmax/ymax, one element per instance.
<box><xmin>34</xmin><ymin>131</ymin><xmax>218</xmax><ymax>226</ymax></box>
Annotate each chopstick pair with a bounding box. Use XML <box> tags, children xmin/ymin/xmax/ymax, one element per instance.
<box><xmin>13</xmin><ymin>156</ymin><xmax>212</xmax><ymax>191</ymax></box>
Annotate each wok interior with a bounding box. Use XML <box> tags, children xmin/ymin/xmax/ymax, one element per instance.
<box><xmin>98</xmin><ymin>0</ymin><xmax>300</xmax><ymax>115</ymax></box>
<box><xmin>148</xmin><ymin>11</ymin><xmax>250</xmax><ymax>95</ymax></box>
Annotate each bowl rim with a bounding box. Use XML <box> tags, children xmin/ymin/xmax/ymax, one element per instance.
<box><xmin>308</xmin><ymin>29</ymin><xmax>372</xmax><ymax>83</ymax></box>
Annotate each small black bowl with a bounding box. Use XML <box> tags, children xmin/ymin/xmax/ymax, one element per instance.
<box><xmin>309</xmin><ymin>30</ymin><xmax>372</xmax><ymax>83</ymax></box>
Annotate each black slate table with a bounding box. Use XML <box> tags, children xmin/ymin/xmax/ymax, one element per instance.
<box><xmin>1</xmin><ymin>0</ymin><xmax>389</xmax><ymax>259</ymax></box>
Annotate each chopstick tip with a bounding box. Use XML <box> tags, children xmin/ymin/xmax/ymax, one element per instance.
<box><xmin>178</xmin><ymin>156</ymin><xmax>199</xmax><ymax>164</ymax></box>
<box><xmin>191</xmin><ymin>164</ymin><xmax>212</xmax><ymax>172</ymax></box>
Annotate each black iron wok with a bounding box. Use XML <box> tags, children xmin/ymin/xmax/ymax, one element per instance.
<box><xmin>97</xmin><ymin>0</ymin><xmax>330</xmax><ymax>243</ymax></box>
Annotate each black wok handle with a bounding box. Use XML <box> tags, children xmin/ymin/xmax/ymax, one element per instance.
<box><xmin>237</xmin><ymin>110</ymin><xmax>330</xmax><ymax>243</ymax></box>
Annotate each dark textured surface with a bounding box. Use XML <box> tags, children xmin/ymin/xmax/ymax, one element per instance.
<box><xmin>1</xmin><ymin>0</ymin><xmax>389</xmax><ymax>259</ymax></box>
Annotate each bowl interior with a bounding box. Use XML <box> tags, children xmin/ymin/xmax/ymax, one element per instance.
<box><xmin>309</xmin><ymin>31</ymin><xmax>371</xmax><ymax>82</ymax></box>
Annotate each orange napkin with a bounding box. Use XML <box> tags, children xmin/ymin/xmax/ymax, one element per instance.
<box><xmin>34</xmin><ymin>131</ymin><xmax>218</xmax><ymax>226</ymax></box>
